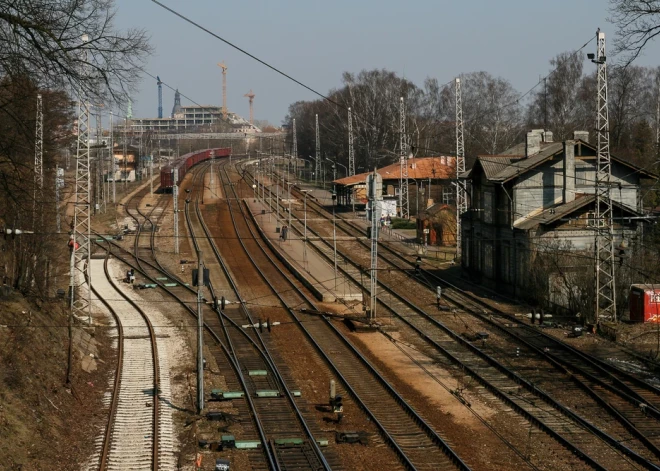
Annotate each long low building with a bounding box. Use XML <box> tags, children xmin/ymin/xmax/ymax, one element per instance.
<box><xmin>333</xmin><ymin>157</ymin><xmax>457</xmax><ymax>217</ymax></box>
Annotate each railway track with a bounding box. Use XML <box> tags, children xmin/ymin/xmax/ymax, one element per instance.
<box><xmin>240</xmin><ymin>162</ymin><xmax>660</xmax><ymax>470</ymax></box>
<box><xmin>90</xmin><ymin>251</ymin><xmax>162</xmax><ymax>471</ymax></box>
<box><xmin>184</xmin><ymin>162</ymin><xmax>335</xmax><ymax>470</ymax></box>
<box><xmin>216</xmin><ymin>162</ymin><xmax>474</xmax><ymax>470</ymax></box>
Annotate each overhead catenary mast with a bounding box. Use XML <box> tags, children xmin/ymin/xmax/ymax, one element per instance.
<box><xmin>455</xmin><ymin>78</ymin><xmax>467</xmax><ymax>259</ymax></box>
<box><xmin>70</xmin><ymin>33</ymin><xmax>92</xmax><ymax>325</ymax></box>
<box><xmin>292</xmin><ymin>118</ymin><xmax>298</xmax><ymax>177</ymax></box>
<box><xmin>315</xmin><ymin>114</ymin><xmax>320</xmax><ymax>184</ymax></box>
<box><xmin>348</xmin><ymin>107</ymin><xmax>355</xmax><ymax>176</ymax></box>
<box><xmin>33</xmin><ymin>94</ymin><xmax>43</xmax><ymax>228</ymax></box>
<box><xmin>399</xmin><ymin>97</ymin><xmax>409</xmax><ymax>218</ymax></box>
<box><xmin>592</xmin><ymin>28</ymin><xmax>616</xmax><ymax>323</ymax></box>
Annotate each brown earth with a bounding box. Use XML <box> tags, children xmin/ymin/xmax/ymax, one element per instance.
<box><xmin>0</xmin><ymin>295</ymin><xmax>114</xmax><ymax>470</ymax></box>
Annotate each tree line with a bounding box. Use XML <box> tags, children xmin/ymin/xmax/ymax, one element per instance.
<box><xmin>283</xmin><ymin>53</ymin><xmax>660</xmax><ymax>183</ymax></box>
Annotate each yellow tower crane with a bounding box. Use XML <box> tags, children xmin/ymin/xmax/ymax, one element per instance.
<box><xmin>217</xmin><ymin>61</ymin><xmax>228</xmax><ymax>120</ymax></box>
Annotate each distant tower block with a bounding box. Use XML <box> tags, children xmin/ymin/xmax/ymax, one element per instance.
<box><xmin>218</xmin><ymin>61</ymin><xmax>228</xmax><ymax>120</ymax></box>
<box><xmin>244</xmin><ymin>89</ymin><xmax>255</xmax><ymax>125</ymax></box>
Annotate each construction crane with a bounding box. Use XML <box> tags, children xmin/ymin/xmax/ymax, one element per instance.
<box><xmin>244</xmin><ymin>89</ymin><xmax>255</xmax><ymax>125</ymax></box>
<box><xmin>157</xmin><ymin>76</ymin><xmax>163</xmax><ymax>119</ymax></box>
<box><xmin>590</xmin><ymin>29</ymin><xmax>616</xmax><ymax>323</ymax></box>
<box><xmin>218</xmin><ymin>61</ymin><xmax>228</xmax><ymax>120</ymax></box>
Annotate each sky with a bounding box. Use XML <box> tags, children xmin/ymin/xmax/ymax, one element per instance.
<box><xmin>114</xmin><ymin>0</ymin><xmax>660</xmax><ymax>126</ymax></box>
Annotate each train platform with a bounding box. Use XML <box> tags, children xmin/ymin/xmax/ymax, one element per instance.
<box><xmin>245</xmin><ymin>197</ymin><xmax>362</xmax><ymax>304</ymax></box>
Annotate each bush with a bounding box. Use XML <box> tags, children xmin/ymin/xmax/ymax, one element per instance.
<box><xmin>390</xmin><ymin>218</ymin><xmax>416</xmax><ymax>230</ymax></box>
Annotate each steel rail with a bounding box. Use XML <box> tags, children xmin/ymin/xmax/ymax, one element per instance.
<box><xmin>243</xmin><ymin>163</ymin><xmax>660</xmax><ymax>470</ymax></box>
<box><xmin>93</xmin><ymin>245</ymin><xmax>160</xmax><ymax>471</ymax></box>
<box><xmin>221</xmin><ymin>163</ymin><xmax>471</xmax><ymax>471</ymax></box>
<box><xmin>187</xmin><ymin>162</ymin><xmax>331</xmax><ymax>471</ymax></box>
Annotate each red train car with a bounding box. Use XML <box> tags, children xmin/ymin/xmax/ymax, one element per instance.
<box><xmin>159</xmin><ymin>147</ymin><xmax>231</xmax><ymax>191</ymax></box>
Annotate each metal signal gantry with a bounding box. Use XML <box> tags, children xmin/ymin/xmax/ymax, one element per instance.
<box><xmin>399</xmin><ymin>97</ymin><xmax>409</xmax><ymax>219</ymax></box>
<box><xmin>455</xmin><ymin>78</ymin><xmax>467</xmax><ymax>259</ymax></box>
<box><xmin>592</xmin><ymin>29</ymin><xmax>617</xmax><ymax>322</ymax></box>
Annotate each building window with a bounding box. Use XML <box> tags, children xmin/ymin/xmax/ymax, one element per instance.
<box><xmin>484</xmin><ymin>191</ymin><xmax>493</xmax><ymax>224</ymax></box>
<box><xmin>484</xmin><ymin>243</ymin><xmax>494</xmax><ymax>278</ymax></box>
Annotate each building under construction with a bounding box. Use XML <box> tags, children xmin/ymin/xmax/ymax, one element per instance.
<box><xmin>129</xmin><ymin>105</ymin><xmax>259</xmax><ymax>133</ymax></box>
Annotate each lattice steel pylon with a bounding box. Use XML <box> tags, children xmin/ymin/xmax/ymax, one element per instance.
<box><xmin>348</xmin><ymin>107</ymin><xmax>355</xmax><ymax>176</ymax></box>
<box><xmin>315</xmin><ymin>114</ymin><xmax>320</xmax><ymax>184</ymax></box>
<box><xmin>455</xmin><ymin>78</ymin><xmax>467</xmax><ymax>258</ymax></box>
<box><xmin>33</xmin><ymin>94</ymin><xmax>43</xmax><ymax>228</ymax></box>
<box><xmin>292</xmin><ymin>118</ymin><xmax>298</xmax><ymax>176</ymax></box>
<box><xmin>399</xmin><ymin>97</ymin><xmax>409</xmax><ymax>218</ymax></box>
<box><xmin>70</xmin><ymin>34</ymin><xmax>92</xmax><ymax>324</ymax></box>
<box><xmin>592</xmin><ymin>29</ymin><xmax>616</xmax><ymax>323</ymax></box>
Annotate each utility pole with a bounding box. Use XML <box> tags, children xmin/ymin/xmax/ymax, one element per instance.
<box><xmin>591</xmin><ymin>28</ymin><xmax>616</xmax><ymax>323</ymax></box>
<box><xmin>196</xmin><ymin>250</ymin><xmax>205</xmax><ymax>414</ymax></box>
<box><xmin>455</xmin><ymin>78</ymin><xmax>467</xmax><ymax>260</ymax></box>
<box><xmin>33</xmin><ymin>94</ymin><xmax>43</xmax><ymax>229</ymax></box>
<box><xmin>399</xmin><ymin>97</ymin><xmax>410</xmax><ymax>219</ymax></box>
<box><xmin>173</xmin><ymin>168</ymin><xmax>179</xmax><ymax>254</ymax></box>
<box><xmin>315</xmin><ymin>114</ymin><xmax>320</xmax><ymax>185</ymax></box>
<box><xmin>70</xmin><ymin>33</ymin><xmax>92</xmax><ymax>328</ymax></box>
<box><xmin>348</xmin><ymin>107</ymin><xmax>355</xmax><ymax>176</ymax></box>
<box><xmin>149</xmin><ymin>155</ymin><xmax>153</xmax><ymax>195</ymax></box>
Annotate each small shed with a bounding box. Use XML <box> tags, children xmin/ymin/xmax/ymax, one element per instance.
<box><xmin>417</xmin><ymin>203</ymin><xmax>456</xmax><ymax>246</ymax></box>
<box><xmin>630</xmin><ymin>284</ymin><xmax>660</xmax><ymax>322</ymax></box>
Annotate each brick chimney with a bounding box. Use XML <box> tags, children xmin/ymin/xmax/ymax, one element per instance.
<box><xmin>563</xmin><ymin>140</ymin><xmax>576</xmax><ymax>203</ymax></box>
<box><xmin>526</xmin><ymin>130</ymin><xmax>542</xmax><ymax>157</ymax></box>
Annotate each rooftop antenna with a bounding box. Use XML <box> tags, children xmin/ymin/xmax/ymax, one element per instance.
<box><xmin>588</xmin><ymin>28</ymin><xmax>616</xmax><ymax>323</ymax></box>
<box><xmin>455</xmin><ymin>78</ymin><xmax>467</xmax><ymax>259</ymax></box>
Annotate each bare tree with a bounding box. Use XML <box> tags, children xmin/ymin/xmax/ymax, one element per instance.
<box><xmin>528</xmin><ymin>52</ymin><xmax>587</xmax><ymax>140</ymax></box>
<box><xmin>461</xmin><ymin>71</ymin><xmax>523</xmax><ymax>155</ymax></box>
<box><xmin>610</xmin><ymin>0</ymin><xmax>660</xmax><ymax>65</ymax></box>
<box><xmin>0</xmin><ymin>0</ymin><xmax>152</xmax><ymax>103</ymax></box>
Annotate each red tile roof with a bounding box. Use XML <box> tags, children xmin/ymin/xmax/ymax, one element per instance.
<box><xmin>334</xmin><ymin>157</ymin><xmax>456</xmax><ymax>186</ymax></box>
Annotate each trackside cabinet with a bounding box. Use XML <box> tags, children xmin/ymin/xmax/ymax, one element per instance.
<box><xmin>630</xmin><ymin>284</ymin><xmax>660</xmax><ymax>322</ymax></box>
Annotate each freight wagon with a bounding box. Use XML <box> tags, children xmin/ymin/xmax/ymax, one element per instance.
<box><xmin>160</xmin><ymin>147</ymin><xmax>231</xmax><ymax>190</ymax></box>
